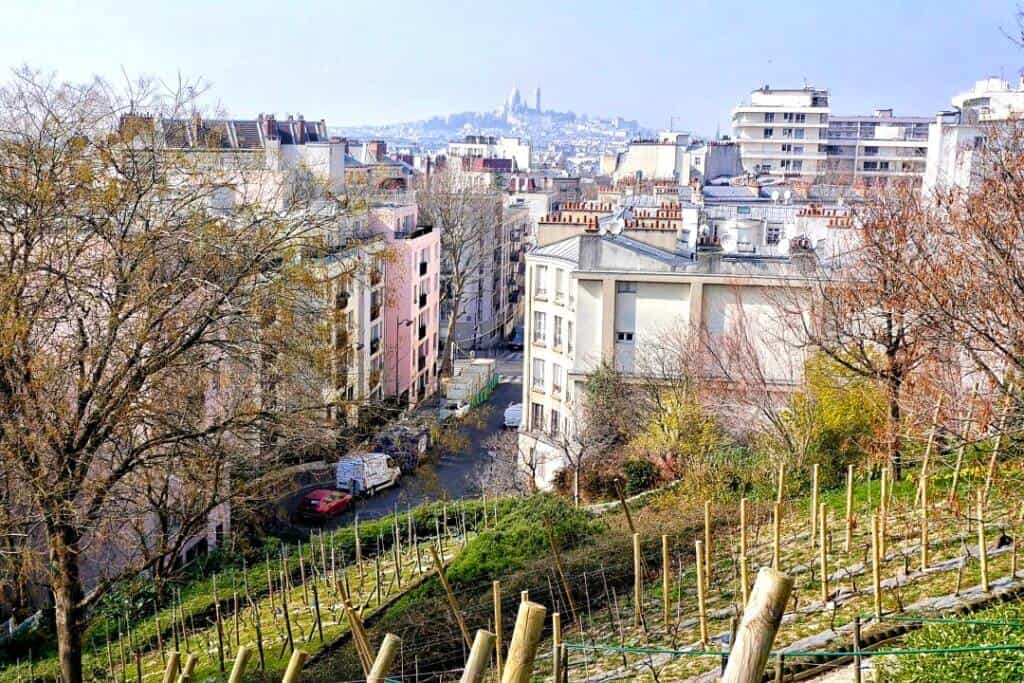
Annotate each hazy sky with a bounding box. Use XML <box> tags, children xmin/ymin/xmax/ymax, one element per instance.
<box><xmin>2</xmin><ymin>1</ymin><xmax>1022</xmax><ymax>134</ymax></box>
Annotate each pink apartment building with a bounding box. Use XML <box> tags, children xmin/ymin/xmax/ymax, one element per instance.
<box><xmin>370</xmin><ymin>200</ymin><xmax>441</xmax><ymax>406</ymax></box>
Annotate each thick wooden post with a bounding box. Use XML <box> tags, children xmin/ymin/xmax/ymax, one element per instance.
<box><xmin>721</xmin><ymin>567</ymin><xmax>794</xmax><ymax>683</ymax></box>
<box><xmin>493</xmin><ymin>580</ymin><xmax>504</xmax><ymax>679</ymax></box>
<box><xmin>844</xmin><ymin>464</ymin><xmax>854</xmax><ymax>553</ymax></box>
<box><xmin>176</xmin><ymin>654</ymin><xmax>198</xmax><ymax>683</ymax></box>
<box><xmin>871</xmin><ymin>514</ymin><xmax>882</xmax><ymax>621</ymax></box>
<box><xmin>500</xmin><ymin>600</ymin><xmax>547</xmax><ymax>683</ymax></box>
<box><xmin>227</xmin><ymin>645</ymin><xmax>253</xmax><ymax>683</ymax></box>
<box><xmin>772</xmin><ymin>503</ymin><xmax>781</xmax><ymax>570</ymax></box>
<box><xmin>544</xmin><ymin>518</ymin><xmax>579</xmax><ymax>625</ymax></box>
<box><xmin>161</xmin><ymin>652</ymin><xmax>180</xmax><ymax>683</ymax></box>
<box><xmin>695</xmin><ymin>540</ymin><xmax>709</xmax><ymax>645</ymax></box>
<box><xmin>632</xmin><ymin>533</ymin><xmax>643</xmax><ymax>628</ymax></box>
<box><xmin>915</xmin><ymin>398</ymin><xmax>943</xmax><ymax>508</ymax></box>
<box><xmin>281</xmin><ymin>649</ymin><xmax>310</xmax><ymax>683</ymax></box>
<box><xmin>819</xmin><ymin>503</ymin><xmax>829</xmax><ymax>604</ymax></box>
<box><xmin>662</xmin><ymin>535</ymin><xmax>671</xmax><ymax>628</ymax></box>
<box><xmin>879</xmin><ymin>468</ymin><xmax>888</xmax><ymax>559</ymax></box>
<box><xmin>460</xmin><ymin>630</ymin><xmax>496</xmax><ymax>683</ymax></box>
<box><xmin>367</xmin><ymin>634</ymin><xmax>402</xmax><ymax>683</ymax></box>
<box><xmin>810</xmin><ymin>464</ymin><xmax>819</xmax><ymax>550</ymax></box>
<box><xmin>978</xmin><ymin>493</ymin><xmax>989</xmax><ymax>592</ymax></box>
<box><xmin>739</xmin><ymin>498</ymin><xmax>749</xmax><ymax>606</ymax></box>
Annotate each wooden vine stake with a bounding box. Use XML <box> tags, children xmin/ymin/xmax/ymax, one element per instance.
<box><xmin>871</xmin><ymin>514</ymin><xmax>882</xmax><ymax>621</ymax></box>
<box><xmin>695</xmin><ymin>540</ymin><xmax>709</xmax><ymax>645</ymax></box>
<box><xmin>178</xmin><ymin>654</ymin><xmax>198</xmax><ymax>683</ymax></box>
<box><xmin>978</xmin><ymin>492</ymin><xmax>989</xmax><ymax>592</ymax></box>
<box><xmin>776</xmin><ymin>462</ymin><xmax>785</xmax><ymax>504</ymax></box>
<box><xmin>810</xmin><ymin>464</ymin><xmax>819</xmax><ymax>550</ymax></box>
<box><xmin>552</xmin><ymin>612</ymin><xmax>563</xmax><ymax>683</ymax></box>
<box><xmin>721</xmin><ymin>567</ymin><xmax>794</xmax><ymax>683</ymax></box>
<box><xmin>772</xmin><ymin>503</ymin><xmax>781</xmax><ymax>570</ymax></box>
<box><xmin>844</xmin><ymin>465</ymin><xmax>854</xmax><ymax>553</ymax></box>
<box><xmin>431</xmin><ymin>544</ymin><xmax>472</xmax><ymax>648</ymax></box>
<box><xmin>632</xmin><ymin>532</ymin><xmax>643</xmax><ymax>628</ymax></box>
<box><xmin>949</xmin><ymin>384</ymin><xmax>978</xmax><ymax>504</ymax></box>
<box><xmin>367</xmin><ymin>633</ymin><xmax>402</xmax><ymax>683</ymax></box>
<box><xmin>879</xmin><ymin>467</ymin><xmax>888</xmax><ymax>559</ymax></box>
<box><xmin>460</xmin><ymin>630</ymin><xmax>496</xmax><ymax>683</ymax></box>
<box><xmin>493</xmin><ymin>580</ymin><xmax>504</xmax><ymax>679</ymax></box>
<box><xmin>819</xmin><ymin>503</ymin><xmax>829</xmax><ymax>604</ymax></box>
<box><xmin>662</xmin><ymin>535</ymin><xmax>671</xmax><ymax>628</ymax></box>
<box><xmin>704</xmin><ymin>500</ymin><xmax>712</xmax><ymax>592</ymax></box>
<box><xmin>921</xmin><ymin>460</ymin><xmax>930</xmax><ymax>571</ymax></box>
<box><xmin>500</xmin><ymin>600</ymin><xmax>547</xmax><ymax>683</ymax></box>
<box><xmin>739</xmin><ymin>498</ymin><xmax>749</xmax><ymax>606</ymax></box>
<box><xmin>544</xmin><ymin>517</ymin><xmax>579</xmax><ymax>626</ymax></box>
<box><xmin>983</xmin><ymin>388</ymin><xmax>1012</xmax><ymax>509</ymax></box>
<box><xmin>915</xmin><ymin>397</ymin><xmax>943</xmax><ymax>508</ymax></box>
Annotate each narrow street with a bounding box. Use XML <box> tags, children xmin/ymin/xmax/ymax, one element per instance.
<box><xmin>285</xmin><ymin>350</ymin><xmax>525</xmax><ymax>527</ymax></box>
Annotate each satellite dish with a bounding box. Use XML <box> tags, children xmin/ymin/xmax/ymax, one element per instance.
<box><xmin>783</xmin><ymin>190</ymin><xmax>792</xmax><ymax>203</ymax></box>
<box><xmin>771</xmin><ymin>190</ymin><xmax>780</xmax><ymax>203</ymax></box>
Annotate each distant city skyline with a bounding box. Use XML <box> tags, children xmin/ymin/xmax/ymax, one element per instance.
<box><xmin>2</xmin><ymin>1</ymin><xmax>1022</xmax><ymax>135</ymax></box>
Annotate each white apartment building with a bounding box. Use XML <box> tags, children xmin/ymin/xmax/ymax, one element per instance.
<box><xmin>823</xmin><ymin>110</ymin><xmax>930</xmax><ymax>181</ymax></box>
<box><xmin>732</xmin><ymin>87</ymin><xmax>831</xmax><ymax>177</ymax></box>
<box><xmin>519</xmin><ymin>189</ymin><xmax>852</xmax><ymax>488</ymax></box>
<box><xmin>923</xmin><ymin>77</ymin><xmax>1024</xmax><ymax>195</ymax></box>
<box><xmin>448</xmin><ymin>135</ymin><xmax>532</xmax><ymax>172</ymax></box>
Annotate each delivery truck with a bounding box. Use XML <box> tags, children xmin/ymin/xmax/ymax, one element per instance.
<box><xmin>335</xmin><ymin>452</ymin><xmax>401</xmax><ymax>496</ymax></box>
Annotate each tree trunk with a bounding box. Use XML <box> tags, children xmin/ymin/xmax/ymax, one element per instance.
<box><xmin>51</xmin><ymin>523</ymin><xmax>85</xmax><ymax>683</ymax></box>
<box><xmin>887</xmin><ymin>372</ymin><xmax>903</xmax><ymax>480</ymax></box>
<box><xmin>441</xmin><ymin>293</ymin><xmax>462</xmax><ymax>378</ymax></box>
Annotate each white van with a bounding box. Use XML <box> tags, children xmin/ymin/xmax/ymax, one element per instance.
<box><xmin>504</xmin><ymin>402</ymin><xmax>522</xmax><ymax>429</ymax></box>
<box><xmin>335</xmin><ymin>453</ymin><xmax>401</xmax><ymax>496</ymax></box>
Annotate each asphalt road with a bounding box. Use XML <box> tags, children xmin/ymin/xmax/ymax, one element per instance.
<box><xmin>285</xmin><ymin>375</ymin><xmax>523</xmax><ymax>528</ymax></box>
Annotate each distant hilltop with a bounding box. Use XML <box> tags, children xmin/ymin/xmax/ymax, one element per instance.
<box><xmin>333</xmin><ymin>85</ymin><xmax>647</xmax><ymax>148</ymax></box>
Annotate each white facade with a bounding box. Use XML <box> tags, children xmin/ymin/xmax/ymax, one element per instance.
<box><xmin>732</xmin><ymin>87</ymin><xmax>831</xmax><ymax>177</ymax></box>
<box><xmin>823</xmin><ymin>110</ymin><xmax>930</xmax><ymax>181</ymax></box>
<box><xmin>923</xmin><ymin>78</ymin><xmax>1024</xmax><ymax>195</ymax></box>
<box><xmin>448</xmin><ymin>135</ymin><xmax>532</xmax><ymax>171</ymax></box>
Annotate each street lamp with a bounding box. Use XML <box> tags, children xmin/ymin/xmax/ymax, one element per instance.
<box><xmin>395</xmin><ymin>317</ymin><xmax>413</xmax><ymax>401</ymax></box>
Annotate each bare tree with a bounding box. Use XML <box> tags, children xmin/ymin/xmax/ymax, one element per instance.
<box><xmin>481</xmin><ymin>429</ymin><xmax>539</xmax><ymax>496</ymax></box>
<box><xmin>0</xmin><ymin>70</ymin><xmax>343</xmax><ymax>682</ymax></box>
<box><xmin>418</xmin><ymin>168</ymin><xmax>496</xmax><ymax>374</ymax></box>
<box><xmin>777</xmin><ymin>183</ymin><xmax>934</xmax><ymax>479</ymax></box>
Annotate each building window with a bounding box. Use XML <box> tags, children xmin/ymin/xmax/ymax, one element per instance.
<box><xmin>795</xmin><ymin>113</ymin><xmax>806</xmax><ymax>123</ymax></box>
<box><xmin>532</xmin><ymin>358</ymin><xmax>545</xmax><ymax>389</ymax></box>
<box><xmin>553</xmin><ymin>315</ymin><xmax>563</xmax><ymax>348</ymax></box>
<box><xmin>616</xmin><ymin>331</ymin><xmax>634</xmax><ymax>342</ymax></box>
<box><xmin>794</xmin><ymin>129</ymin><xmax>805</xmax><ymax>139</ymax></box>
<box><xmin>793</xmin><ymin>145</ymin><xmax>804</xmax><ymax>154</ymax></box>
<box><xmin>863</xmin><ymin>161</ymin><xmax>878</xmax><ymax>170</ymax></box>
<box><xmin>534</xmin><ymin>265</ymin><xmax>548</xmax><ymax>298</ymax></box>
<box><xmin>550</xmin><ymin>409</ymin><xmax>561</xmax><ymax>437</ymax></box>
<box><xmin>764</xmin><ymin>128</ymin><xmax>774</xmax><ymax>139</ymax></box>
<box><xmin>567</xmin><ymin>321</ymin><xmax>574</xmax><ymax>354</ymax></box>
<box><xmin>531</xmin><ymin>403</ymin><xmax>544</xmax><ymax>430</ymax></box>
<box><xmin>552</xmin><ymin>363</ymin><xmax>562</xmax><ymax>394</ymax></box>
<box><xmin>781</xmin><ymin>144</ymin><xmax>792</xmax><ymax>153</ymax></box>
<box><xmin>783</xmin><ymin>128</ymin><xmax>793</xmax><ymax>138</ymax></box>
<box><xmin>533</xmin><ymin>311</ymin><xmax>546</xmax><ymax>344</ymax></box>
<box><xmin>616</xmin><ymin>281</ymin><xmax>637</xmax><ymax>293</ymax></box>
<box><xmin>766</xmin><ymin>223</ymin><xmax>782</xmax><ymax>244</ymax></box>
<box><xmin>764</xmin><ymin>112</ymin><xmax>775</xmax><ymax>123</ymax></box>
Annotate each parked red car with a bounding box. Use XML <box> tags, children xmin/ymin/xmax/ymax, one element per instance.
<box><xmin>297</xmin><ymin>489</ymin><xmax>353</xmax><ymax>522</ymax></box>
